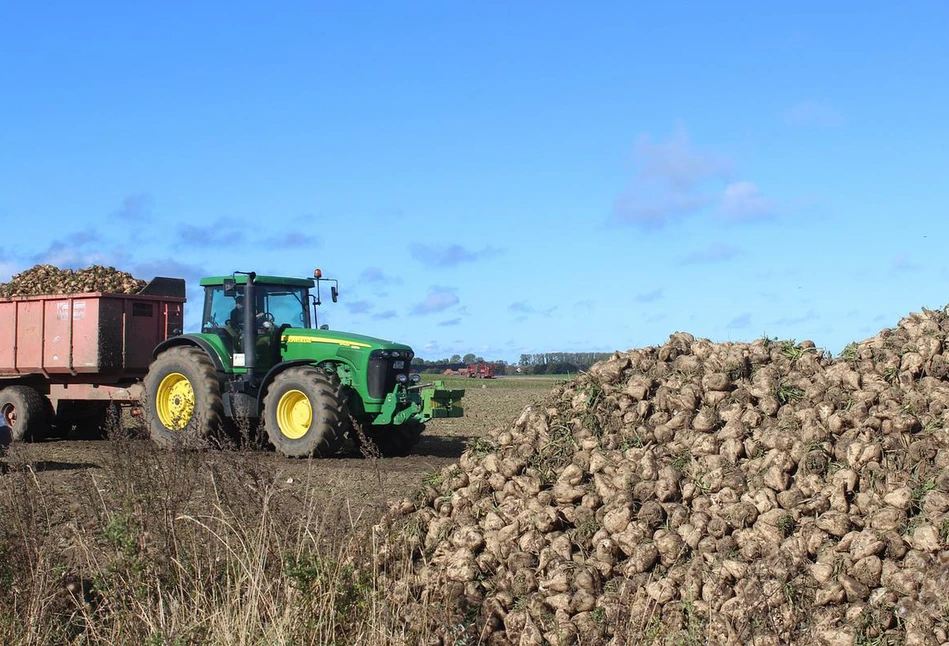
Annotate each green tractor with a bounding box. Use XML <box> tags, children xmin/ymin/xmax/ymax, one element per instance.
<box><xmin>142</xmin><ymin>270</ymin><xmax>464</xmax><ymax>457</ymax></box>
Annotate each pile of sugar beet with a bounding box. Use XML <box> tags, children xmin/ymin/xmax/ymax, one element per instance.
<box><xmin>377</xmin><ymin>308</ymin><xmax>949</xmax><ymax>646</ymax></box>
<box><xmin>0</xmin><ymin>264</ymin><xmax>146</xmax><ymax>298</ymax></box>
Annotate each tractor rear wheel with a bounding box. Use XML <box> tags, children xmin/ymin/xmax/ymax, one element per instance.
<box><xmin>262</xmin><ymin>367</ymin><xmax>348</xmax><ymax>458</ymax></box>
<box><xmin>362</xmin><ymin>419</ymin><xmax>425</xmax><ymax>457</ymax></box>
<box><xmin>143</xmin><ymin>346</ymin><xmax>224</xmax><ymax>448</ymax></box>
<box><xmin>0</xmin><ymin>386</ymin><xmax>50</xmax><ymax>442</ymax></box>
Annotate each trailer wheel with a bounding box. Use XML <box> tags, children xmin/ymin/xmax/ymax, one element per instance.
<box><xmin>362</xmin><ymin>419</ymin><xmax>425</xmax><ymax>457</ymax></box>
<box><xmin>0</xmin><ymin>386</ymin><xmax>50</xmax><ymax>442</ymax></box>
<box><xmin>263</xmin><ymin>367</ymin><xmax>348</xmax><ymax>458</ymax></box>
<box><xmin>143</xmin><ymin>346</ymin><xmax>224</xmax><ymax>448</ymax></box>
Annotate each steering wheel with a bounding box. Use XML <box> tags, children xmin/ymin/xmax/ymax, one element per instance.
<box><xmin>256</xmin><ymin>311</ymin><xmax>275</xmax><ymax>331</ymax></box>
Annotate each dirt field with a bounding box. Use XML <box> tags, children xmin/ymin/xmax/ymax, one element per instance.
<box><xmin>2</xmin><ymin>376</ymin><xmax>558</xmax><ymax>536</ymax></box>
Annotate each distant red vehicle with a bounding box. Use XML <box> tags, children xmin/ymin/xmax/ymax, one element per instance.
<box><xmin>466</xmin><ymin>362</ymin><xmax>495</xmax><ymax>379</ymax></box>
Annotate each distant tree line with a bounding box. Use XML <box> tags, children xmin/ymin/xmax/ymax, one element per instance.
<box><xmin>512</xmin><ymin>352</ymin><xmax>615</xmax><ymax>375</ymax></box>
<box><xmin>412</xmin><ymin>351</ymin><xmax>615</xmax><ymax>375</ymax></box>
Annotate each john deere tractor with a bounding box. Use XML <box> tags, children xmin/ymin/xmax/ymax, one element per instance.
<box><xmin>142</xmin><ymin>270</ymin><xmax>463</xmax><ymax>457</ymax></box>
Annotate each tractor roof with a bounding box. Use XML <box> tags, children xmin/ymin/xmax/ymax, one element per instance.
<box><xmin>199</xmin><ymin>275</ymin><xmax>315</xmax><ymax>288</ymax></box>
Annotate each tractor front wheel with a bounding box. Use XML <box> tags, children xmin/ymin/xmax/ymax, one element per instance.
<box><xmin>262</xmin><ymin>367</ymin><xmax>348</xmax><ymax>458</ymax></box>
<box><xmin>143</xmin><ymin>347</ymin><xmax>224</xmax><ymax>448</ymax></box>
<box><xmin>0</xmin><ymin>386</ymin><xmax>50</xmax><ymax>442</ymax></box>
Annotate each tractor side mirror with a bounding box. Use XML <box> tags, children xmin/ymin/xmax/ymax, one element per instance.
<box><xmin>223</xmin><ymin>278</ymin><xmax>237</xmax><ymax>297</ymax></box>
<box><xmin>331</xmin><ymin>286</ymin><xmax>338</xmax><ymax>303</ymax></box>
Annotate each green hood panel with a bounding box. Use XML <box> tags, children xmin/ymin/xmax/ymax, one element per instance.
<box><xmin>281</xmin><ymin>328</ymin><xmax>412</xmax><ymax>352</ymax></box>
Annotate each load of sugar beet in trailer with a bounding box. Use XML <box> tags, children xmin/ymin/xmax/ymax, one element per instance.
<box><xmin>0</xmin><ymin>265</ymin><xmax>185</xmax><ymax>442</ymax></box>
<box><xmin>0</xmin><ymin>264</ymin><xmax>183</xmax><ymax>379</ymax></box>
<box><xmin>376</xmin><ymin>307</ymin><xmax>949</xmax><ymax>645</ymax></box>
<box><xmin>0</xmin><ymin>264</ymin><xmax>148</xmax><ymax>298</ymax></box>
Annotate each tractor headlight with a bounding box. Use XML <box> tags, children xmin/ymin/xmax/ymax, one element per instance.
<box><xmin>410</xmin><ymin>374</ymin><xmax>421</xmax><ymax>383</ymax></box>
<box><xmin>396</xmin><ymin>373</ymin><xmax>408</xmax><ymax>384</ymax></box>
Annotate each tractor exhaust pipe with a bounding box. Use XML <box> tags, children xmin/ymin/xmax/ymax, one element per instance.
<box><xmin>242</xmin><ymin>272</ymin><xmax>257</xmax><ymax>382</ymax></box>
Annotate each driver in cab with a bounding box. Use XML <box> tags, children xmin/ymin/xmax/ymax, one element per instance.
<box><xmin>226</xmin><ymin>295</ymin><xmax>273</xmax><ymax>351</ymax></box>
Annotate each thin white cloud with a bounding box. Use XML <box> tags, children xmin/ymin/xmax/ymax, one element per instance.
<box><xmin>613</xmin><ymin>128</ymin><xmax>730</xmax><ymax>229</ymax></box>
<box><xmin>783</xmin><ymin>100</ymin><xmax>844</xmax><ymax>127</ymax></box>
<box><xmin>360</xmin><ymin>267</ymin><xmax>402</xmax><ymax>284</ymax></box>
<box><xmin>634</xmin><ymin>289</ymin><xmax>663</xmax><ymax>303</ymax></box>
<box><xmin>635</xmin><ymin>129</ymin><xmax>730</xmax><ymax>190</ymax></box>
<box><xmin>177</xmin><ymin>218</ymin><xmax>246</xmax><ymax>247</ymax></box>
<box><xmin>29</xmin><ymin>229</ymin><xmax>113</xmax><ymax>267</ymax></box>
<box><xmin>345</xmin><ymin>300</ymin><xmax>372</xmax><ymax>314</ymax></box>
<box><xmin>719</xmin><ymin>181</ymin><xmax>775</xmax><ymax>221</ymax></box>
<box><xmin>412</xmin><ymin>287</ymin><xmax>459</xmax><ymax>315</ymax></box>
<box><xmin>772</xmin><ymin>310</ymin><xmax>819</xmax><ymax>326</ymax></box>
<box><xmin>409</xmin><ymin>243</ymin><xmax>502</xmax><ymax>268</ymax></box>
<box><xmin>682</xmin><ymin>242</ymin><xmax>742</xmax><ymax>265</ymax></box>
<box><xmin>508</xmin><ymin>301</ymin><xmax>557</xmax><ymax>317</ymax></box>
<box><xmin>893</xmin><ymin>254</ymin><xmax>918</xmax><ymax>272</ymax></box>
<box><xmin>264</xmin><ymin>233</ymin><xmax>320</xmax><ymax>248</ymax></box>
<box><xmin>113</xmin><ymin>193</ymin><xmax>153</xmax><ymax>221</ymax></box>
<box><xmin>726</xmin><ymin>313</ymin><xmax>752</xmax><ymax>329</ymax></box>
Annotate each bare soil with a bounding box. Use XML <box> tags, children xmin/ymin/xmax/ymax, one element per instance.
<box><xmin>2</xmin><ymin>377</ymin><xmax>555</xmax><ymax>537</ymax></box>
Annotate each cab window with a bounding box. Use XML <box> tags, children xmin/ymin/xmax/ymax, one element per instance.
<box><xmin>258</xmin><ymin>286</ymin><xmax>310</xmax><ymax>329</ymax></box>
<box><xmin>203</xmin><ymin>286</ymin><xmax>240</xmax><ymax>332</ymax></box>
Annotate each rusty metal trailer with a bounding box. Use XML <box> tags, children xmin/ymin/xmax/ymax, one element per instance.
<box><xmin>0</xmin><ymin>278</ymin><xmax>185</xmax><ymax>439</ymax></box>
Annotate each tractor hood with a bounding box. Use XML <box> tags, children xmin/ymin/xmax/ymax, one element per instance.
<box><xmin>282</xmin><ymin>328</ymin><xmax>413</xmax><ymax>355</ymax></box>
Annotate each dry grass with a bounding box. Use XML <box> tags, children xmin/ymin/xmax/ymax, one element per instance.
<box><xmin>0</xmin><ymin>435</ymin><xmax>433</xmax><ymax>645</ymax></box>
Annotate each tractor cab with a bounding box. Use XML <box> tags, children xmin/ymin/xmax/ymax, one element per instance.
<box><xmin>200</xmin><ymin>274</ymin><xmax>314</xmax><ymax>372</ymax></box>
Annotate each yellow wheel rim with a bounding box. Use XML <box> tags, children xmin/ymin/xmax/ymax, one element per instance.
<box><xmin>277</xmin><ymin>389</ymin><xmax>311</xmax><ymax>439</ymax></box>
<box><xmin>156</xmin><ymin>372</ymin><xmax>195</xmax><ymax>430</ymax></box>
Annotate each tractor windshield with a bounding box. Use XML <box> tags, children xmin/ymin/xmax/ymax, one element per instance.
<box><xmin>202</xmin><ymin>284</ymin><xmax>310</xmax><ymax>334</ymax></box>
<box><xmin>257</xmin><ymin>285</ymin><xmax>310</xmax><ymax>329</ymax></box>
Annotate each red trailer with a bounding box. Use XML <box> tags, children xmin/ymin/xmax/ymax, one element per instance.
<box><xmin>466</xmin><ymin>362</ymin><xmax>495</xmax><ymax>379</ymax></box>
<box><xmin>0</xmin><ymin>278</ymin><xmax>185</xmax><ymax>440</ymax></box>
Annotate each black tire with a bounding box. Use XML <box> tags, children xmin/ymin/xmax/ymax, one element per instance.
<box><xmin>262</xmin><ymin>367</ymin><xmax>348</xmax><ymax>458</ymax></box>
<box><xmin>363</xmin><ymin>419</ymin><xmax>425</xmax><ymax>457</ymax></box>
<box><xmin>143</xmin><ymin>346</ymin><xmax>224</xmax><ymax>448</ymax></box>
<box><xmin>0</xmin><ymin>386</ymin><xmax>50</xmax><ymax>442</ymax></box>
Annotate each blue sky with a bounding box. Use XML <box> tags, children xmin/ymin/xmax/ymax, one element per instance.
<box><xmin>2</xmin><ymin>3</ymin><xmax>948</xmax><ymax>363</ymax></box>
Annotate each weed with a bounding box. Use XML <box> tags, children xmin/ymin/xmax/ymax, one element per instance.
<box><xmin>528</xmin><ymin>425</ymin><xmax>577</xmax><ymax>484</ymax></box>
<box><xmin>883</xmin><ymin>366</ymin><xmax>899</xmax><ymax>385</ymax></box>
<box><xmin>760</xmin><ymin>334</ymin><xmax>778</xmax><ymax>350</ymax></box>
<box><xmin>775</xmin><ymin>383</ymin><xmax>805</xmax><ymax>405</ymax></box>
<box><xmin>466</xmin><ymin>436</ymin><xmax>497</xmax><ymax>458</ymax></box>
<box><xmin>910</xmin><ymin>479</ymin><xmax>936</xmax><ymax>513</ymax></box>
<box><xmin>780</xmin><ymin>340</ymin><xmax>803</xmax><ymax>360</ymax></box>
<box><xmin>422</xmin><ymin>470</ymin><xmax>444</xmax><ymax>488</ymax></box>
<box><xmin>777</xmin><ymin>513</ymin><xmax>797</xmax><ymax>538</ymax></box>
<box><xmin>922</xmin><ymin>414</ymin><xmax>944</xmax><ymax>434</ymax></box>
<box><xmin>839</xmin><ymin>342</ymin><xmax>859</xmax><ymax>362</ymax></box>
<box><xmin>671</xmin><ymin>450</ymin><xmax>692</xmax><ymax>473</ymax></box>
